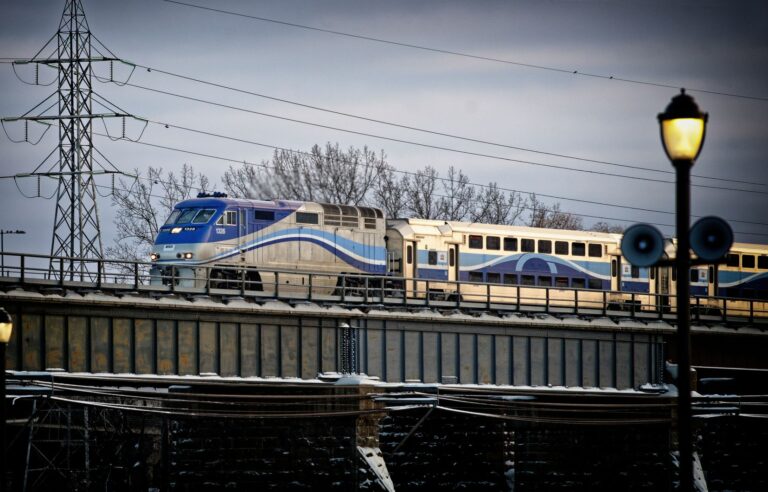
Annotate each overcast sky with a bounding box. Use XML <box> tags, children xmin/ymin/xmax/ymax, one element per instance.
<box><xmin>1</xmin><ymin>0</ymin><xmax>767</xmax><ymax>260</ymax></box>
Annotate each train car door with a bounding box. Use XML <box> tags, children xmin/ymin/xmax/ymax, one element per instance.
<box><xmin>611</xmin><ymin>255</ymin><xmax>621</xmax><ymax>291</ymax></box>
<box><xmin>447</xmin><ymin>244</ymin><xmax>460</xmax><ymax>283</ymax></box>
<box><xmin>707</xmin><ymin>265</ymin><xmax>718</xmax><ymax>297</ymax></box>
<box><xmin>404</xmin><ymin>241</ymin><xmax>417</xmax><ymax>294</ymax></box>
<box><xmin>656</xmin><ymin>267</ymin><xmax>670</xmax><ymax>311</ymax></box>
<box><xmin>238</xmin><ymin>209</ymin><xmax>247</xmax><ymax>263</ymax></box>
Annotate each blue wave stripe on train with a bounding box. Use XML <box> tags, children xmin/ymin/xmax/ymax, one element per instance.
<box><xmin>459</xmin><ymin>253</ymin><xmax>611</xmax><ymax>279</ymax></box>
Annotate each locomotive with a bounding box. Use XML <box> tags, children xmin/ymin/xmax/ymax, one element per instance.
<box><xmin>149</xmin><ymin>193</ymin><xmax>768</xmax><ymax>314</ymax></box>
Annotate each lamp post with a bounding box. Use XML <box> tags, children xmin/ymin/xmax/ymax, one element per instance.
<box><xmin>0</xmin><ymin>307</ymin><xmax>12</xmax><ymax>492</ymax></box>
<box><xmin>0</xmin><ymin>230</ymin><xmax>26</xmax><ymax>277</ymax></box>
<box><xmin>658</xmin><ymin>89</ymin><xmax>708</xmax><ymax>492</ymax></box>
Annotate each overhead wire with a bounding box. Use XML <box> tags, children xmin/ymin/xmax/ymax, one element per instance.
<box><xmin>120</xmin><ymin>61</ymin><xmax>766</xmax><ymax>188</ymax></box>
<box><xmin>162</xmin><ymin>0</ymin><xmax>768</xmax><ymax>103</ymax></box>
<box><xmin>131</xmin><ymin>118</ymin><xmax>768</xmax><ymax>229</ymax></box>
<box><xmin>118</xmin><ymin>82</ymin><xmax>768</xmax><ymax>196</ymax></box>
<box><xmin>89</xmin><ymin>129</ymin><xmax>768</xmax><ymax>237</ymax></box>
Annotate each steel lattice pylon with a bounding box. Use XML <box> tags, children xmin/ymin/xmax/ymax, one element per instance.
<box><xmin>50</xmin><ymin>0</ymin><xmax>102</xmax><ymax>279</ymax></box>
<box><xmin>3</xmin><ymin>0</ymin><xmax>129</xmax><ymax>280</ymax></box>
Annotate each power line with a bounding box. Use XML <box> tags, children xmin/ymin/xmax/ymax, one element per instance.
<box><xmin>136</xmin><ymin>119</ymin><xmax>768</xmax><ymax>228</ymax></box>
<box><xmin>5</xmin><ymin>117</ymin><xmax>766</xmax><ymax>229</ymax></box>
<box><xmin>121</xmin><ymin>81</ymin><xmax>768</xmax><ymax>196</ymax></box>
<box><xmin>163</xmin><ymin>0</ymin><xmax>768</xmax><ymax>103</ymax></box>
<box><xmin>91</xmin><ymin>130</ymin><xmax>768</xmax><ymax>237</ymax></box>
<box><xmin>122</xmin><ymin>61</ymin><xmax>765</xmax><ymax>188</ymax></box>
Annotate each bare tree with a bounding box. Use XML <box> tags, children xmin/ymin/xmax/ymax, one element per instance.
<box><xmin>221</xmin><ymin>162</ymin><xmax>259</xmax><ymax>199</ymax></box>
<box><xmin>372</xmin><ymin>164</ymin><xmax>409</xmax><ymax>218</ymax></box>
<box><xmin>527</xmin><ymin>193</ymin><xmax>584</xmax><ymax>230</ymax></box>
<box><xmin>591</xmin><ymin>221</ymin><xmax>625</xmax><ymax>233</ymax></box>
<box><xmin>225</xmin><ymin>143</ymin><xmax>388</xmax><ymax>205</ymax></box>
<box><xmin>472</xmin><ymin>183</ymin><xmax>527</xmax><ymax>225</ymax></box>
<box><xmin>107</xmin><ymin>164</ymin><xmax>209</xmax><ymax>266</ymax></box>
<box><xmin>438</xmin><ymin>166</ymin><xmax>474</xmax><ymax>221</ymax></box>
<box><xmin>405</xmin><ymin>166</ymin><xmax>442</xmax><ymax>219</ymax></box>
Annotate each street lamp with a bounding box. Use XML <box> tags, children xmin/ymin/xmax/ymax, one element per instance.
<box><xmin>0</xmin><ymin>230</ymin><xmax>26</xmax><ymax>277</ymax></box>
<box><xmin>0</xmin><ymin>307</ymin><xmax>12</xmax><ymax>492</ymax></box>
<box><xmin>659</xmin><ymin>89</ymin><xmax>707</xmax><ymax>492</ymax></box>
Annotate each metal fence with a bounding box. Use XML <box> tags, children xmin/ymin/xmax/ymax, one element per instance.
<box><xmin>1</xmin><ymin>252</ymin><xmax>766</xmax><ymax>324</ymax></box>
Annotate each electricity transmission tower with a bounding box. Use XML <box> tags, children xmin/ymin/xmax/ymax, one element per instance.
<box><xmin>2</xmin><ymin>0</ymin><xmax>130</xmax><ymax>279</ymax></box>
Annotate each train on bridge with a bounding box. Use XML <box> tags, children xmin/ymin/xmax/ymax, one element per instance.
<box><xmin>149</xmin><ymin>193</ymin><xmax>768</xmax><ymax>315</ymax></box>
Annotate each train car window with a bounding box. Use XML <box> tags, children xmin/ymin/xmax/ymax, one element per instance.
<box><xmin>726</xmin><ymin>254</ymin><xmax>739</xmax><ymax>267</ymax></box>
<box><xmin>254</xmin><ymin>210</ymin><xmax>275</xmax><ymax>221</ymax></box>
<box><xmin>742</xmin><ymin>255</ymin><xmax>755</xmax><ymax>269</ymax></box>
<box><xmin>504</xmin><ymin>237</ymin><xmax>518</xmax><ymax>251</ymax></box>
<box><xmin>164</xmin><ymin>210</ymin><xmax>181</xmax><ymax>225</ymax></box>
<box><xmin>588</xmin><ymin>279</ymin><xmax>602</xmax><ymax>289</ymax></box>
<box><xmin>486</xmin><ymin>236</ymin><xmax>500</xmax><ymax>250</ymax></box>
<box><xmin>650</xmin><ymin>268</ymin><xmax>655</xmax><ymax>280</ymax></box>
<box><xmin>469</xmin><ymin>235</ymin><xmax>483</xmax><ymax>249</ymax></box>
<box><xmin>538</xmin><ymin>240</ymin><xmax>552</xmax><ymax>254</ymax></box>
<box><xmin>672</xmin><ymin>268</ymin><xmax>677</xmax><ymax>282</ymax></box>
<box><xmin>218</xmin><ymin>210</ymin><xmax>237</xmax><ymax>226</ymax></box>
<box><xmin>572</xmin><ymin>242</ymin><xmax>586</xmax><ymax>256</ymax></box>
<box><xmin>296</xmin><ymin>212</ymin><xmax>319</xmax><ymax>224</ymax></box>
<box><xmin>487</xmin><ymin>272</ymin><xmax>501</xmax><ymax>284</ymax></box>
<box><xmin>555</xmin><ymin>241</ymin><xmax>569</xmax><ymax>255</ymax></box>
<box><xmin>177</xmin><ymin>209</ymin><xmax>198</xmax><ymax>224</ymax></box>
<box><xmin>588</xmin><ymin>244</ymin><xmax>602</xmax><ymax>258</ymax></box>
<box><xmin>555</xmin><ymin>277</ymin><xmax>569</xmax><ymax>288</ymax></box>
<box><xmin>631</xmin><ymin>266</ymin><xmax>640</xmax><ymax>278</ymax></box>
<box><xmin>364</xmin><ymin>218</ymin><xmax>377</xmax><ymax>229</ymax></box>
<box><xmin>538</xmin><ymin>276</ymin><xmax>552</xmax><ymax>286</ymax></box>
<box><xmin>406</xmin><ymin>245</ymin><xmax>413</xmax><ymax>264</ymax></box>
<box><xmin>469</xmin><ymin>271</ymin><xmax>484</xmax><ymax>282</ymax></box>
<box><xmin>690</xmin><ymin>269</ymin><xmax>699</xmax><ymax>282</ymax></box>
<box><xmin>572</xmin><ymin>278</ymin><xmax>586</xmax><ymax>288</ymax></box>
<box><xmin>521</xmin><ymin>275</ymin><xmax>535</xmax><ymax>286</ymax></box>
<box><xmin>759</xmin><ymin>256</ymin><xmax>768</xmax><ymax>270</ymax></box>
<box><xmin>428</xmin><ymin>251</ymin><xmax>438</xmax><ymax>265</ymax></box>
<box><xmin>611</xmin><ymin>259</ymin><xmax>617</xmax><ymax>277</ymax></box>
<box><xmin>521</xmin><ymin>239</ymin><xmax>535</xmax><ymax>252</ymax></box>
<box><xmin>503</xmin><ymin>274</ymin><xmax>517</xmax><ymax>285</ymax></box>
<box><xmin>449</xmin><ymin>248</ymin><xmax>455</xmax><ymax>267</ymax></box>
<box><xmin>709</xmin><ymin>266</ymin><xmax>714</xmax><ymax>283</ymax></box>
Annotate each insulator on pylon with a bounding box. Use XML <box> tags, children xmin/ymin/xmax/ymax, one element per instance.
<box><xmin>109</xmin><ymin>60</ymin><xmax>114</xmax><ymax>82</ymax></box>
<box><xmin>122</xmin><ymin>116</ymin><xmax>126</xmax><ymax>139</ymax></box>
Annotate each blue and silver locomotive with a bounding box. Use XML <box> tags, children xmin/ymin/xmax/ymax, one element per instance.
<box><xmin>150</xmin><ymin>193</ymin><xmax>387</xmax><ymax>292</ymax></box>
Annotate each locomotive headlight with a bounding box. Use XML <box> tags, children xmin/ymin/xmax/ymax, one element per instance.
<box><xmin>183</xmin><ymin>252</ymin><xmax>194</xmax><ymax>260</ymax></box>
<box><xmin>150</xmin><ymin>252</ymin><xmax>159</xmax><ymax>261</ymax></box>
<box><xmin>171</xmin><ymin>227</ymin><xmax>182</xmax><ymax>234</ymax></box>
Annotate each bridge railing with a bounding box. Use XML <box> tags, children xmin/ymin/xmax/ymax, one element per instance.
<box><xmin>0</xmin><ymin>252</ymin><xmax>766</xmax><ymax>324</ymax></box>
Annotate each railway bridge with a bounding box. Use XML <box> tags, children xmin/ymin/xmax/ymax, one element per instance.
<box><xmin>2</xmin><ymin>254</ymin><xmax>768</xmax><ymax>491</ymax></box>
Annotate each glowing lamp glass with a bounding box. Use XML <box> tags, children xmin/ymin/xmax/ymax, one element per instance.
<box><xmin>150</xmin><ymin>253</ymin><xmax>159</xmax><ymax>261</ymax></box>
<box><xmin>171</xmin><ymin>227</ymin><xmax>182</xmax><ymax>234</ymax></box>
<box><xmin>661</xmin><ymin>118</ymin><xmax>705</xmax><ymax>162</ymax></box>
<box><xmin>183</xmin><ymin>252</ymin><xmax>193</xmax><ymax>259</ymax></box>
<box><xmin>0</xmin><ymin>308</ymin><xmax>12</xmax><ymax>343</ymax></box>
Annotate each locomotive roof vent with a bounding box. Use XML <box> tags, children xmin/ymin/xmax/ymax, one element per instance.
<box><xmin>196</xmin><ymin>191</ymin><xmax>228</xmax><ymax>198</ymax></box>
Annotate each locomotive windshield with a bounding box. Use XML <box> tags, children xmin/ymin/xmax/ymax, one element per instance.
<box><xmin>164</xmin><ymin>209</ymin><xmax>181</xmax><ymax>225</ymax></box>
<box><xmin>192</xmin><ymin>209</ymin><xmax>216</xmax><ymax>224</ymax></box>
<box><xmin>164</xmin><ymin>208</ymin><xmax>217</xmax><ymax>225</ymax></box>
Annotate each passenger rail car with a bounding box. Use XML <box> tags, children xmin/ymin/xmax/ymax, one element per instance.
<box><xmin>150</xmin><ymin>194</ymin><xmax>768</xmax><ymax>315</ymax></box>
